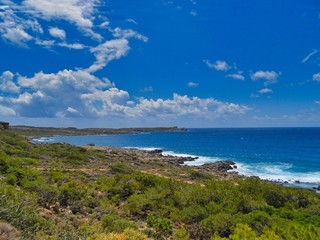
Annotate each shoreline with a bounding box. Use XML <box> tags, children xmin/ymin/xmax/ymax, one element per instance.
<box><xmin>83</xmin><ymin>145</ymin><xmax>241</xmax><ymax>180</ymax></box>
<box><xmin>31</xmin><ymin>132</ymin><xmax>320</xmax><ymax>192</ymax></box>
<box><xmin>32</xmin><ymin>134</ymin><xmax>320</xmax><ymax>192</ymax></box>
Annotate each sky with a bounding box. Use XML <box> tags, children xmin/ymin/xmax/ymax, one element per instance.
<box><xmin>0</xmin><ymin>0</ymin><xmax>320</xmax><ymax>128</ymax></box>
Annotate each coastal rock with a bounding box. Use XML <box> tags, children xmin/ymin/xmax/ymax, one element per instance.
<box><xmin>197</xmin><ymin>161</ymin><xmax>236</xmax><ymax>173</ymax></box>
<box><xmin>149</xmin><ymin>149</ymin><xmax>163</xmax><ymax>154</ymax></box>
<box><xmin>0</xmin><ymin>121</ymin><xmax>9</xmax><ymax>130</ymax></box>
<box><xmin>164</xmin><ymin>156</ymin><xmax>198</xmax><ymax>165</ymax></box>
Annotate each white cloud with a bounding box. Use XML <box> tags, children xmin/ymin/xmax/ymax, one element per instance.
<box><xmin>141</xmin><ymin>86</ymin><xmax>153</xmax><ymax>92</ymax></box>
<box><xmin>312</xmin><ymin>72</ymin><xmax>320</xmax><ymax>82</ymax></box>
<box><xmin>251</xmin><ymin>70</ymin><xmax>280</xmax><ymax>86</ymax></box>
<box><xmin>2</xmin><ymin>27</ymin><xmax>32</xmax><ymax>47</ymax></box>
<box><xmin>0</xmin><ymin>4</ymin><xmax>42</xmax><ymax>47</ymax></box>
<box><xmin>0</xmin><ymin>71</ymin><xmax>20</xmax><ymax>93</ymax></box>
<box><xmin>0</xmin><ymin>104</ymin><xmax>16</xmax><ymax>116</ymax></box>
<box><xmin>111</xmin><ymin>27</ymin><xmax>148</xmax><ymax>42</ymax></box>
<box><xmin>302</xmin><ymin>49</ymin><xmax>318</xmax><ymax>63</ymax></box>
<box><xmin>23</xmin><ymin>0</ymin><xmax>102</xmax><ymax>40</ymax></box>
<box><xmin>0</xmin><ymin>69</ymin><xmax>251</xmax><ymax>120</ymax></box>
<box><xmin>49</xmin><ymin>27</ymin><xmax>66</xmax><ymax>40</ymax></box>
<box><xmin>57</xmin><ymin>42</ymin><xmax>86</xmax><ymax>50</ymax></box>
<box><xmin>135</xmin><ymin>94</ymin><xmax>250</xmax><ymax>118</ymax></box>
<box><xmin>126</xmin><ymin>18</ymin><xmax>138</xmax><ymax>25</ymax></box>
<box><xmin>99</xmin><ymin>21</ymin><xmax>110</xmax><ymax>29</ymax></box>
<box><xmin>204</xmin><ymin>59</ymin><xmax>231</xmax><ymax>71</ymax></box>
<box><xmin>67</xmin><ymin>107</ymin><xmax>79</xmax><ymax>113</ymax></box>
<box><xmin>315</xmin><ymin>101</ymin><xmax>320</xmax><ymax>105</ymax></box>
<box><xmin>35</xmin><ymin>38</ymin><xmax>55</xmax><ymax>48</ymax></box>
<box><xmin>0</xmin><ymin>69</ymin><xmax>114</xmax><ymax>117</ymax></box>
<box><xmin>258</xmin><ymin>88</ymin><xmax>273</xmax><ymax>94</ymax></box>
<box><xmin>226</xmin><ymin>73</ymin><xmax>245</xmax><ymax>81</ymax></box>
<box><xmin>190</xmin><ymin>10</ymin><xmax>197</xmax><ymax>16</ymax></box>
<box><xmin>18</xmin><ymin>69</ymin><xmax>112</xmax><ymax>91</ymax></box>
<box><xmin>188</xmin><ymin>82</ymin><xmax>199</xmax><ymax>87</ymax></box>
<box><xmin>81</xmin><ymin>88</ymin><xmax>131</xmax><ymax>117</ymax></box>
<box><xmin>87</xmin><ymin>39</ymin><xmax>131</xmax><ymax>72</ymax></box>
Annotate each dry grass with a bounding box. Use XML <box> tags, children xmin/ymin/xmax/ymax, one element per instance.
<box><xmin>0</xmin><ymin>222</ymin><xmax>20</xmax><ymax>240</ymax></box>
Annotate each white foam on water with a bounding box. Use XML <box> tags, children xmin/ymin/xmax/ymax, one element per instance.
<box><xmin>125</xmin><ymin>147</ymin><xmax>162</xmax><ymax>151</ymax></box>
<box><xmin>32</xmin><ymin>137</ymin><xmax>55</xmax><ymax>143</ymax></box>
<box><xmin>235</xmin><ymin>162</ymin><xmax>320</xmax><ymax>184</ymax></box>
<box><xmin>162</xmin><ymin>151</ymin><xmax>224</xmax><ymax>166</ymax></box>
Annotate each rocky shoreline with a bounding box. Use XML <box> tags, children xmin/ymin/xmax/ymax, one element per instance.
<box><xmin>84</xmin><ymin>145</ymin><xmax>241</xmax><ymax>179</ymax></box>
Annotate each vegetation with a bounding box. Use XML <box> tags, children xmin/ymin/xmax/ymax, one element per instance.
<box><xmin>0</xmin><ymin>130</ymin><xmax>320</xmax><ymax>239</ymax></box>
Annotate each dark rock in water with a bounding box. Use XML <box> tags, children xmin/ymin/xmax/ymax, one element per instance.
<box><xmin>0</xmin><ymin>121</ymin><xmax>9</xmax><ymax>130</ymax></box>
<box><xmin>250</xmin><ymin>176</ymin><xmax>260</xmax><ymax>179</ymax></box>
<box><xmin>198</xmin><ymin>161</ymin><xmax>236</xmax><ymax>173</ymax></box>
<box><xmin>295</xmin><ymin>180</ymin><xmax>301</xmax><ymax>184</ymax></box>
<box><xmin>166</xmin><ymin>156</ymin><xmax>198</xmax><ymax>165</ymax></box>
<box><xmin>317</xmin><ymin>185</ymin><xmax>320</xmax><ymax>191</ymax></box>
<box><xmin>87</xmin><ymin>143</ymin><xmax>95</xmax><ymax>146</ymax></box>
<box><xmin>149</xmin><ymin>149</ymin><xmax>163</xmax><ymax>154</ymax></box>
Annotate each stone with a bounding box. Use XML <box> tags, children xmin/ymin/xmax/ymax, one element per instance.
<box><xmin>0</xmin><ymin>121</ymin><xmax>9</xmax><ymax>130</ymax></box>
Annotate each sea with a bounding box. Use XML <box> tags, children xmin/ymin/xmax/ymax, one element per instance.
<box><xmin>34</xmin><ymin>128</ymin><xmax>320</xmax><ymax>191</ymax></box>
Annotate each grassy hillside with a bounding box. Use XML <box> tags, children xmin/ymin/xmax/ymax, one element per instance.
<box><xmin>0</xmin><ymin>130</ymin><xmax>320</xmax><ymax>239</ymax></box>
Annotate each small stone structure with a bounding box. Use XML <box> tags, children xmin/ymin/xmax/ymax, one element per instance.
<box><xmin>0</xmin><ymin>121</ymin><xmax>9</xmax><ymax>130</ymax></box>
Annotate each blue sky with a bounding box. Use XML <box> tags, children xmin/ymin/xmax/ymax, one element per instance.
<box><xmin>0</xmin><ymin>0</ymin><xmax>319</xmax><ymax>128</ymax></box>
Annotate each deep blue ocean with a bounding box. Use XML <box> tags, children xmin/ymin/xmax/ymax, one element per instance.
<box><xmin>35</xmin><ymin>128</ymin><xmax>320</xmax><ymax>190</ymax></box>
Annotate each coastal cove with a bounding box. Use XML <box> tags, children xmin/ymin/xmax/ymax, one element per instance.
<box><xmin>35</xmin><ymin>128</ymin><xmax>320</xmax><ymax>191</ymax></box>
<box><xmin>2</xmin><ymin>127</ymin><xmax>320</xmax><ymax>239</ymax></box>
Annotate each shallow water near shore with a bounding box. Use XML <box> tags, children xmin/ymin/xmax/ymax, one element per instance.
<box><xmin>35</xmin><ymin>128</ymin><xmax>320</xmax><ymax>190</ymax></box>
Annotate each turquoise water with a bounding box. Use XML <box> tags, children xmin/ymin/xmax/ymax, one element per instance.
<box><xmin>36</xmin><ymin>128</ymin><xmax>320</xmax><ymax>189</ymax></box>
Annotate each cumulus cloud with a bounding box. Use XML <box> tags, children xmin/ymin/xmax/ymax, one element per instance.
<box><xmin>204</xmin><ymin>59</ymin><xmax>231</xmax><ymax>71</ymax></box>
<box><xmin>188</xmin><ymin>82</ymin><xmax>199</xmax><ymax>87</ymax></box>
<box><xmin>0</xmin><ymin>71</ymin><xmax>20</xmax><ymax>93</ymax></box>
<box><xmin>251</xmin><ymin>70</ymin><xmax>280</xmax><ymax>86</ymax></box>
<box><xmin>49</xmin><ymin>27</ymin><xmax>66</xmax><ymax>40</ymax></box>
<box><xmin>0</xmin><ymin>69</ymin><xmax>250</xmax><ymax>120</ymax></box>
<box><xmin>313</xmin><ymin>73</ymin><xmax>320</xmax><ymax>82</ymax></box>
<box><xmin>81</xmin><ymin>88</ymin><xmax>132</xmax><ymax>117</ymax></box>
<box><xmin>226</xmin><ymin>73</ymin><xmax>245</xmax><ymax>81</ymax></box>
<box><xmin>135</xmin><ymin>94</ymin><xmax>250</xmax><ymax>118</ymax></box>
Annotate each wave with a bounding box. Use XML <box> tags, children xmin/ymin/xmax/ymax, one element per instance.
<box><xmin>32</xmin><ymin>137</ymin><xmax>56</xmax><ymax>143</ymax></box>
<box><xmin>148</xmin><ymin>148</ymin><xmax>320</xmax><ymax>185</ymax></box>
<box><xmin>235</xmin><ymin>162</ymin><xmax>320</xmax><ymax>184</ymax></box>
<box><xmin>162</xmin><ymin>151</ymin><xmax>224</xmax><ymax>166</ymax></box>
